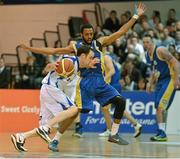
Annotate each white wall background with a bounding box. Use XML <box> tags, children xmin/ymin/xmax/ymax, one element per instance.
<box><xmin>167</xmin><ymin>91</ymin><xmax>180</xmax><ymax>134</ymax></box>
<box><xmin>0</xmin><ymin>0</ymin><xmax>179</xmax><ymax>54</ymax></box>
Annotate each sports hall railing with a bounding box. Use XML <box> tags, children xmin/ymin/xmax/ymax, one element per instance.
<box><xmin>95</xmin><ymin>3</ymin><xmax>103</xmax><ymax>27</ymax></box>
<box><xmin>43</xmin><ymin>30</ymin><xmax>61</xmax><ymax>48</ymax></box>
<box><xmin>57</xmin><ymin>23</ymin><xmax>70</xmax><ymax>47</ymax></box>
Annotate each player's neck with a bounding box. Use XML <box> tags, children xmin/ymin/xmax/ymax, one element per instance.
<box><xmin>149</xmin><ymin>44</ymin><xmax>155</xmax><ymax>57</ymax></box>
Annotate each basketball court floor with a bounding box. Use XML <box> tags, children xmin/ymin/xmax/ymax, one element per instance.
<box><xmin>0</xmin><ymin>131</ymin><xmax>180</xmax><ymax>158</ymax></box>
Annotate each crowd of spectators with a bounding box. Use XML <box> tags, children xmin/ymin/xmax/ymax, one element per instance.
<box><xmin>0</xmin><ymin>8</ymin><xmax>179</xmax><ymax>90</ymax></box>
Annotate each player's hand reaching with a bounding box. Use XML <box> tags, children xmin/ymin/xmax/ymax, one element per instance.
<box><xmin>20</xmin><ymin>44</ymin><xmax>30</xmax><ymax>52</ymax></box>
<box><xmin>135</xmin><ymin>2</ymin><xmax>146</xmax><ymax>17</ymax></box>
<box><xmin>88</xmin><ymin>57</ymin><xmax>100</xmax><ymax>68</ymax></box>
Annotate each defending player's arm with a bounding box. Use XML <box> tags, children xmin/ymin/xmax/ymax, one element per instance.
<box><xmin>98</xmin><ymin>3</ymin><xmax>146</xmax><ymax>46</ymax></box>
<box><xmin>104</xmin><ymin>55</ymin><xmax>115</xmax><ymax>82</ymax></box>
<box><xmin>157</xmin><ymin>47</ymin><xmax>180</xmax><ymax>89</ymax></box>
<box><xmin>20</xmin><ymin>43</ymin><xmax>75</xmax><ymax>55</ymax></box>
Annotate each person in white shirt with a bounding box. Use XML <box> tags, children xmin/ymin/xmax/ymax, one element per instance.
<box><xmin>11</xmin><ymin>45</ymin><xmax>99</xmax><ymax>152</ymax></box>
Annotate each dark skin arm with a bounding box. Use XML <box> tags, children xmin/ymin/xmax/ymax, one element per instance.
<box><xmin>157</xmin><ymin>47</ymin><xmax>180</xmax><ymax>89</ymax></box>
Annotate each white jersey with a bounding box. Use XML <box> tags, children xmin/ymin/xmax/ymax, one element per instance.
<box><xmin>39</xmin><ymin>55</ymin><xmax>80</xmax><ymax>126</ymax></box>
<box><xmin>42</xmin><ymin>55</ymin><xmax>80</xmax><ymax>88</ymax></box>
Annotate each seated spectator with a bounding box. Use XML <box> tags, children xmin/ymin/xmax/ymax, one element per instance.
<box><xmin>130</xmin><ymin>35</ymin><xmax>146</xmax><ymax>62</ymax></box>
<box><xmin>21</xmin><ymin>56</ymin><xmax>46</xmax><ymax>89</ymax></box>
<box><xmin>176</xmin><ymin>21</ymin><xmax>180</xmax><ymax>31</ymax></box>
<box><xmin>119</xmin><ymin>13</ymin><xmax>128</xmax><ymax>28</ymax></box>
<box><xmin>175</xmin><ymin>30</ymin><xmax>180</xmax><ymax>46</ymax></box>
<box><xmin>103</xmin><ymin>10</ymin><xmax>120</xmax><ymax>33</ymax></box>
<box><xmin>133</xmin><ymin>15</ymin><xmax>149</xmax><ymax>37</ymax></box>
<box><xmin>160</xmin><ymin>28</ymin><xmax>175</xmax><ymax>47</ymax></box>
<box><xmin>124</xmin><ymin>10</ymin><xmax>132</xmax><ymax>21</ymax></box>
<box><xmin>149</xmin><ymin>10</ymin><xmax>161</xmax><ymax>29</ymax></box>
<box><xmin>166</xmin><ymin>8</ymin><xmax>177</xmax><ymax>27</ymax></box>
<box><xmin>0</xmin><ymin>58</ymin><xmax>10</xmax><ymax>88</ymax></box>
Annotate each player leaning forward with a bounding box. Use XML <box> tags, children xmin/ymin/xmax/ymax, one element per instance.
<box><xmin>20</xmin><ymin>3</ymin><xmax>146</xmax><ymax>145</ymax></box>
<box><xmin>11</xmin><ymin>45</ymin><xmax>99</xmax><ymax>152</ymax></box>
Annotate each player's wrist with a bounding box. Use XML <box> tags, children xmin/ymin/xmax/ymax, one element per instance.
<box><xmin>132</xmin><ymin>14</ymin><xmax>139</xmax><ymax>20</ymax></box>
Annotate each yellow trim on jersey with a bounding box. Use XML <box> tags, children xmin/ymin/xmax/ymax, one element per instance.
<box><xmin>104</xmin><ymin>66</ymin><xmax>111</xmax><ymax>83</ymax></box>
<box><xmin>149</xmin><ymin>45</ymin><xmax>156</xmax><ymax>61</ymax></box>
<box><xmin>72</xmin><ymin>43</ymin><xmax>77</xmax><ymax>55</ymax></box>
<box><xmin>94</xmin><ymin>40</ymin><xmax>105</xmax><ymax>74</ymax></box>
<box><xmin>159</xmin><ymin>78</ymin><xmax>174</xmax><ymax>110</ymax></box>
<box><xmin>75</xmin><ymin>78</ymin><xmax>82</xmax><ymax>109</ymax></box>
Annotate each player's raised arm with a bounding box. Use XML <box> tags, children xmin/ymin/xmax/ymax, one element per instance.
<box><xmin>20</xmin><ymin>43</ymin><xmax>75</xmax><ymax>55</ymax></box>
<box><xmin>99</xmin><ymin>3</ymin><xmax>146</xmax><ymax>46</ymax></box>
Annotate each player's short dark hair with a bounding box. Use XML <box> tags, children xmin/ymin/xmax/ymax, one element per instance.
<box><xmin>80</xmin><ymin>23</ymin><xmax>94</xmax><ymax>33</ymax></box>
<box><xmin>77</xmin><ymin>45</ymin><xmax>91</xmax><ymax>56</ymax></box>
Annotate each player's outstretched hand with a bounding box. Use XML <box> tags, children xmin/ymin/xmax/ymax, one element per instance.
<box><xmin>135</xmin><ymin>2</ymin><xmax>146</xmax><ymax>17</ymax></box>
<box><xmin>20</xmin><ymin>44</ymin><xmax>30</xmax><ymax>52</ymax></box>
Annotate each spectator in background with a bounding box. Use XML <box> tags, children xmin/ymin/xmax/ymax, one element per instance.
<box><xmin>130</xmin><ymin>35</ymin><xmax>146</xmax><ymax>62</ymax></box>
<box><xmin>149</xmin><ymin>10</ymin><xmax>161</xmax><ymax>29</ymax></box>
<box><xmin>133</xmin><ymin>15</ymin><xmax>149</xmax><ymax>38</ymax></box>
<box><xmin>166</xmin><ymin>9</ymin><xmax>177</xmax><ymax>27</ymax></box>
<box><xmin>147</xmin><ymin>29</ymin><xmax>161</xmax><ymax>45</ymax></box>
<box><xmin>160</xmin><ymin>28</ymin><xmax>175</xmax><ymax>47</ymax></box>
<box><xmin>175</xmin><ymin>30</ymin><xmax>180</xmax><ymax>46</ymax></box>
<box><xmin>119</xmin><ymin>13</ymin><xmax>128</xmax><ymax>28</ymax></box>
<box><xmin>21</xmin><ymin>56</ymin><xmax>46</xmax><ymax>89</ymax></box>
<box><xmin>176</xmin><ymin>21</ymin><xmax>180</xmax><ymax>31</ymax></box>
<box><xmin>113</xmin><ymin>37</ymin><xmax>128</xmax><ymax>64</ymax></box>
<box><xmin>0</xmin><ymin>58</ymin><xmax>10</xmax><ymax>88</ymax></box>
<box><xmin>125</xmin><ymin>10</ymin><xmax>132</xmax><ymax>21</ymax></box>
<box><xmin>103</xmin><ymin>10</ymin><xmax>120</xmax><ymax>33</ymax></box>
<box><xmin>168</xmin><ymin>22</ymin><xmax>176</xmax><ymax>38</ymax></box>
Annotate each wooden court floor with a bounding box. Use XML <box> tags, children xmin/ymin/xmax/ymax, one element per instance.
<box><xmin>0</xmin><ymin>131</ymin><xmax>180</xmax><ymax>158</ymax></box>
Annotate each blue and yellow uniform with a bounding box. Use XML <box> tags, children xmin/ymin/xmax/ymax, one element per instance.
<box><xmin>105</xmin><ymin>53</ymin><xmax>122</xmax><ymax>93</ymax></box>
<box><xmin>146</xmin><ymin>46</ymin><xmax>176</xmax><ymax>110</ymax></box>
<box><xmin>74</xmin><ymin>40</ymin><xmax>120</xmax><ymax>110</ymax></box>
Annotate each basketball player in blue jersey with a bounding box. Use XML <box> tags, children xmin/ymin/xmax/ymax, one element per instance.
<box><xmin>20</xmin><ymin>3</ymin><xmax>146</xmax><ymax>145</ymax></box>
<box><xmin>99</xmin><ymin>52</ymin><xmax>142</xmax><ymax>138</ymax></box>
<box><xmin>11</xmin><ymin>45</ymin><xmax>99</xmax><ymax>152</ymax></box>
<box><xmin>143</xmin><ymin>34</ymin><xmax>179</xmax><ymax>141</ymax></box>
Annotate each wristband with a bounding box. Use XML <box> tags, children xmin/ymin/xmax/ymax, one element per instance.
<box><xmin>133</xmin><ymin>14</ymin><xmax>139</xmax><ymax>20</ymax></box>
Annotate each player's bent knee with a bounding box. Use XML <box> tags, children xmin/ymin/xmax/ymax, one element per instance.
<box><xmin>110</xmin><ymin>96</ymin><xmax>126</xmax><ymax>120</ymax></box>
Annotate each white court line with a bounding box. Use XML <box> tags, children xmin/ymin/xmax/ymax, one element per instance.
<box><xmin>141</xmin><ymin>141</ymin><xmax>180</xmax><ymax>146</ymax></box>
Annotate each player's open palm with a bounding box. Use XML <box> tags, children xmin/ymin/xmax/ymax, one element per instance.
<box><xmin>89</xmin><ymin>57</ymin><xmax>100</xmax><ymax>68</ymax></box>
<box><xmin>135</xmin><ymin>2</ymin><xmax>146</xmax><ymax>17</ymax></box>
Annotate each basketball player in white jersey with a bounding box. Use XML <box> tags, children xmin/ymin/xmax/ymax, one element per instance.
<box><xmin>11</xmin><ymin>45</ymin><xmax>99</xmax><ymax>152</ymax></box>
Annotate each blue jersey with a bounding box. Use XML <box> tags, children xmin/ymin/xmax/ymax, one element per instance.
<box><xmin>146</xmin><ymin>46</ymin><xmax>174</xmax><ymax>81</ymax></box>
<box><xmin>74</xmin><ymin>40</ymin><xmax>121</xmax><ymax>109</ymax></box>
<box><xmin>75</xmin><ymin>39</ymin><xmax>105</xmax><ymax>77</ymax></box>
<box><xmin>146</xmin><ymin>46</ymin><xmax>175</xmax><ymax>110</ymax></box>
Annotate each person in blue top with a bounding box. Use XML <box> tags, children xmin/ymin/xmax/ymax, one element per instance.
<box><xmin>21</xmin><ymin>3</ymin><xmax>146</xmax><ymax>146</ymax></box>
<box><xmin>98</xmin><ymin>51</ymin><xmax>142</xmax><ymax>138</ymax></box>
<box><xmin>144</xmin><ymin>34</ymin><xmax>179</xmax><ymax>141</ymax></box>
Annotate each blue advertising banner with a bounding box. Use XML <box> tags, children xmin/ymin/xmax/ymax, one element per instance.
<box><xmin>81</xmin><ymin>91</ymin><xmax>157</xmax><ymax>133</ymax></box>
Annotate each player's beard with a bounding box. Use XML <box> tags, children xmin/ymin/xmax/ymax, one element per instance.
<box><xmin>82</xmin><ymin>37</ymin><xmax>93</xmax><ymax>45</ymax></box>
